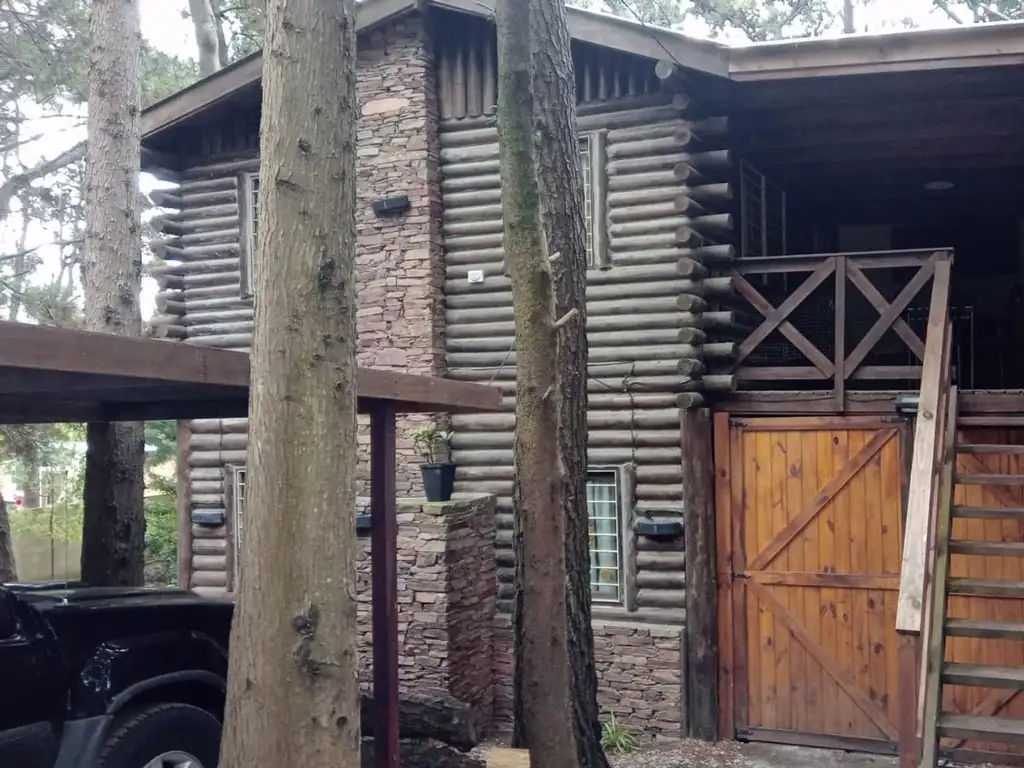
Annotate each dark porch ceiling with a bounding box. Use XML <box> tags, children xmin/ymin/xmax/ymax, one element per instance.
<box><xmin>728</xmin><ymin>64</ymin><xmax>1024</xmax><ymax>222</ymax></box>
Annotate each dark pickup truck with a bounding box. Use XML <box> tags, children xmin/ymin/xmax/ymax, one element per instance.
<box><xmin>0</xmin><ymin>582</ymin><xmax>233</xmax><ymax>768</ymax></box>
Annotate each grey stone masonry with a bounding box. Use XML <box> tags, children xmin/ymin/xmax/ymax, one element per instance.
<box><xmin>355</xmin><ymin>493</ymin><xmax>497</xmax><ymax>721</ymax></box>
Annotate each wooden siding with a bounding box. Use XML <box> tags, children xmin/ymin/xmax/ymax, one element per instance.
<box><xmin>442</xmin><ymin>80</ymin><xmax>732</xmax><ymax>616</ymax></box>
<box><xmin>716</xmin><ymin>415</ymin><xmax>906</xmax><ymax>750</ymax></box>
<box><xmin>943</xmin><ymin>426</ymin><xmax>1024</xmax><ymax>756</ymax></box>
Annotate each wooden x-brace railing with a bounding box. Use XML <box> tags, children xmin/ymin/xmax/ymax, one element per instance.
<box><xmin>730</xmin><ymin>249</ymin><xmax>951</xmax><ymax>406</ymax></box>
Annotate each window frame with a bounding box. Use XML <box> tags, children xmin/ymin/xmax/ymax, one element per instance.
<box><xmin>237</xmin><ymin>172</ymin><xmax>259</xmax><ymax>299</ymax></box>
<box><xmin>579</xmin><ymin>130</ymin><xmax>608</xmax><ymax>269</ymax></box>
<box><xmin>586</xmin><ymin>464</ymin><xmax>630</xmax><ymax>605</ymax></box>
<box><xmin>225</xmin><ymin>464</ymin><xmax>246</xmax><ymax>591</ymax></box>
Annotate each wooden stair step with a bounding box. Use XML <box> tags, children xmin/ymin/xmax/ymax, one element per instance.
<box><xmin>943</xmin><ymin>663</ymin><xmax>1024</xmax><ymax>689</ymax></box>
<box><xmin>955</xmin><ymin>473</ymin><xmax>1024</xmax><ymax>486</ymax></box>
<box><xmin>953</xmin><ymin>505</ymin><xmax>1024</xmax><ymax>520</ymax></box>
<box><xmin>950</xmin><ymin>541</ymin><xmax>1024</xmax><ymax>558</ymax></box>
<box><xmin>948</xmin><ymin>578</ymin><xmax>1024</xmax><ymax>598</ymax></box>
<box><xmin>957</xmin><ymin>443</ymin><xmax>1024</xmax><ymax>455</ymax></box>
<box><xmin>946</xmin><ymin>619</ymin><xmax>1024</xmax><ymax>640</ymax></box>
<box><xmin>937</xmin><ymin>713</ymin><xmax>1024</xmax><ymax>745</ymax></box>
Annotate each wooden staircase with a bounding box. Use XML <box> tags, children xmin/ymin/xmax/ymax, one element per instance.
<box><xmin>916</xmin><ymin>389</ymin><xmax>1024</xmax><ymax>763</ymax></box>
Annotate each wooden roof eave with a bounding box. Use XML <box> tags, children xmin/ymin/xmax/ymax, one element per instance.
<box><xmin>729</xmin><ymin>20</ymin><xmax>1024</xmax><ymax>81</ymax></box>
<box><xmin>0</xmin><ymin>322</ymin><xmax>502</xmax><ymax>424</ymax></box>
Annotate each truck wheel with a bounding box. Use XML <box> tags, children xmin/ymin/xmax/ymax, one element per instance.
<box><xmin>97</xmin><ymin>703</ymin><xmax>221</xmax><ymax>768</ymax></box>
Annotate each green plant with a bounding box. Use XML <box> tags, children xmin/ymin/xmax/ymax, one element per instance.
<box><xmin>410</xmin><ymin>423</ymin><xmax>453</xmax><ymax>465</ymax></box>
<box><xmin>601</xmin><ymin>713</ymin><xmax>639</xmax><ymax>754</ymax></box>
<box><xmin>144</xmin><ymin>494</ymin><xmax>178</xmax><ymax>587</ymax></box>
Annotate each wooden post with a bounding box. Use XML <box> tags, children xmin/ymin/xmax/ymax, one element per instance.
<box><xmin>370</xmin><ymin>402</ymin><xmax>398</xmax><ymax>768</ymax></box>
<box><xmin>176</xmin><ymin>420</ymin><xmax>192</xmax><ymax>590</ymax></box>
<box><xmin>834</xmin><ymin>256</ymin><xmax>846</xmax><ymax>411</ymax></box>
<box><xmin>681</xmin><ymin>406</ymin><xmax>718</xmax><ymax>741</ymax></box>
<box><xmin>897</xmin><ymin>632</ymin><xmax>921</xmax><ymax>768</ymax></box>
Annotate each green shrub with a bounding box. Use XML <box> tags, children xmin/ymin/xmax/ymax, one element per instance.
<box><xmin>601</xmin><ymin>713</ymin><xmax>639</xmax><ymax>754</ymax></box>
<box><xmin>144</xmin><ymin>494</ymin><xmax>178</xmax><ymax>587</ymax></box>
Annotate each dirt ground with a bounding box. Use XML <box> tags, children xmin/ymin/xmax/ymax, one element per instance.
<box><xmin>484</xmin><ymin>739</ymin><xmax>995</xmax><ymax>768</ymax></box>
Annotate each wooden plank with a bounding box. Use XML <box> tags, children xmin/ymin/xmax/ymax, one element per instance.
<box><xmin>895</xmin><ymin>257</ymin><xmax>952</xmax><ymax>634</ymax></box>
<box><xmin>785</xmin><ymin>429</ymin><xmax>807</xmax><ymax>734</ymax></box>
<box><xmin>845</xmin><ymin>261</ymin><xmax>926</xmax><ymax>361</ymax></box>
<box><xmin>801</xmin><ymin>427</ymin><xmax>823</xmax><ymax>736</ymax></box>
<box><xmin>844</xmin><ymin>258</ymin><xmax>936</xmax><ymax>377</ymax></box>
<box><xmin>748</xmin><ymin>428</ymin><xmax>896</xmax><ymax>571</ymax></box>
<box><xmin>946</xmin><ymin>619</ymin><xmax>1024</xmax><ymax>640</ymax></box>
<box><xmin>755</xmin><ymin>430</ymin><xmax>775</xmax><ymax>730</ymax></box>
<box><xmin>682</xmin><ymin>408</ymin><xmax>718</xmax><ymax>741</ymax></box>
<box><xmin>713</xmin><ymin>412</ymin><xmax>736</xmax><ymax>738</ymax></box>
<box><xmin>950</xmin><ymin>541</ymin><xmax>1024</xmax><ymax>557</ymax></box>
<box><xmin>949</xmin><ymin>578</ymin><xmax>1024</xmax><ymax>598</ymax></box>
<box><xmin>959</xmin><ymin>416</ymin><xmax>1024</xmax><ymax>427</ymax></box>
<box><xmin>735</xmin><ymin>415</ymin><xmax>897</xmax><ymax>431</ymax></box>
<box><xmin>938</xmin><ymin>714</ymin><xmax>1024</xmax><ymax>746</ymax></box>
<box><xmin>746</xmin><ymin>571</ymin><xmax>899</xmax><ymax>590</ymax></box>
<box><xmin>897</xmin><ymin>632</ymin><xmax>922</xmax><ymax>768</ymax></box>
<box><xmin>747</xmin><ymin>580</ymin><xmax>899</xmax><ymax>739</ymax></box>
<box><xmin>834</xmin><ymin>257</ymin><xmax>846</xmax><ymax>410</ymax></box>
<box><xmin>736</xmin><ymin>365</ymin><xmax>830</xmax><ymax>381</ymax></box>
<box><xmin>952</xmin><ymin>505</ymin><xmax>1024</xmax><ymax>520</ymax></box>
<box><xmin>177</xmin><ymin>419</ymin><xmax>193</xmax><ymax>591</ymax></box>
<box><xmin>956</xmin><ymin>452</ymin><xmax>1024</xmax><ymax>508</ymax></box>
<box><xmin>955</xmin><ymin>474</ymin><xmax>1024</xmax><ymax>486</ymax></box>
<box><xmin>943</xmin><ymin>663</ymin><xmax>1024</xmax><ymax>689</ymax></box>
<box><xmin>958</xmin><ymin>444</ymin><xmax>1024</xmax><ymax>455</ymax></box>
<box><xmin>732</xmin><ymin>261</ymin><xmax>836</xmax><ymax>376</ymax></box>
<box><xmin>817</xmin><ymin>427</ymin><xmax>839</xmax><ymax>737</ymax></box>
<box><xmin>733</xmin><ymin>426</ymin><xmax>751</xmax><ymax>733</ymax></box>
<box><xmin>370</xmin><ymin>403</ymin><xmax>399</xmax><ymax>768</ymax></box>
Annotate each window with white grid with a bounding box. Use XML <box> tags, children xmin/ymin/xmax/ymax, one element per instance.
<box><xmin>239</xmin><ymin>172</ymin><xmax>259</xmax><ymax>297</ymax></box>
<box><xmin>230</xmin><ymin>466</ymin><xmax>246</xmax><ymax>587</ymax></box>
<box><xmin>580</xmin><ymin>136</ymin><xmax>594</xmax><ymax>266</ymax></box>
<box><xmin>587</xmin><ymin>468</ymin><xmax>622</xmax><ymax>603</ymax></box>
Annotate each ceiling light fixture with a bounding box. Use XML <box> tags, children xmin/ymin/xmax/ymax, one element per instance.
<box><xmin>924</xmin><ymin>180</ymin><xmax>954</xmax><ymax>191</ymax></box>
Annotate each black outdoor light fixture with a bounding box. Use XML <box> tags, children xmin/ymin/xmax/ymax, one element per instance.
<box><xmin>372</xmin><ymin>195</ymin><xmax>411</xmax><ymax>216</ymax></box>
<box><xmin>894</xmin><ymin>393</ymin><xmax>920</xmax><ymax>417</ymax></box>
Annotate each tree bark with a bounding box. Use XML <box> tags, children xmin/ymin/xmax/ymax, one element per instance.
<box><xmin>528</xmin><ymin>1</ymin><xmax>609</xmax><ymax>766</ymax></box>
<box><xmin>498</xmin><ymin>3</ymin><xmax>579</xmax><ymax>766</ymax></box>
<box><xmin>80</xmin><ymin>0</ymin><xmax>145</xmax><ymax>588</ymax></box>
<box><xmin>189</xmin><ymin>0</ymin><xmax>222</xmax><ymax>77</ymax></box>
<box><xmin>218</xmin><ymin>0</ymin><xmax>359</xmax><ymax>766</ymax></box>
<box><xmin>0</xmin><ymin>491</ymin><xmax>16</xmax><ymax>582</ymax></box>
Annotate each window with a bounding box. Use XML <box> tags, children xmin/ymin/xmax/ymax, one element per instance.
<box><xmin>580</xmin><ymin>136</ymin><xmax>594</xmax><ymax>265</ymax></box>
<box><xmin>587</xmin><ymin>468</ymin><xmax>622</xmax><ymax>603</ymax></box>
<box><xmin>228</xmin><ymin>466</ymin><xmax>246</xmax><ymax>589</ymax></box>
<box><xmin>238</xmin><ymin>172</ymin><xmax>259</xmax><ymax>298</ymax></box>
<box><xmin>579</xmin><ymin>132</ymin><xmax>607</xmax><ymax>268</ymax></box>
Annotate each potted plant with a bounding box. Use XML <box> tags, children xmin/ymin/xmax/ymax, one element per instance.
<box><xmin>412</xmin><ymin>423</ymin><xmax>455</xmax><ymax>502</ymax></box>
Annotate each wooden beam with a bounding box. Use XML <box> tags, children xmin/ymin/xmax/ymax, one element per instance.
<box><xmin>370</xmin><ymin>401</ymin><xmax>399</xmax><ymax>768</ymax></box>
<box><xmin>681</xmin><ymin>407</ymin><xmax>717</xmax><ymax>742</ymax></box>
<box><xmin>177</xmin><ymin>419</ymin><xmax>192</xmax><ymax>591</ymax></box>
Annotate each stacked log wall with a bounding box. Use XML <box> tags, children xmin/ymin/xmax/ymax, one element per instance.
<box><xmin>149</xmin><ymin>14</ymin><xmax>446</xmax><ymax>594</ymax></box>
<box><xmin>438</xmin><ymin>38</ymin><xmax>735</xmax><ymax>622</ymax></box>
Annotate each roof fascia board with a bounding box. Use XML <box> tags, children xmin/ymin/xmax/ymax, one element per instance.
<box><xmin>142</xmin><ymin>0</ymin><xmax>419</xmax><ymax>139</ymax></box>
<box><xmin>729</xmin><ymin>21</ymin><xmax>1024</xmax><ymax>81</ymax></box>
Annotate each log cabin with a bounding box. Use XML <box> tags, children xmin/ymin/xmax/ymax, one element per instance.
<box><xmin>142</xmin><ymin>2</ymin><xmax>1024</xmax><ymax>762</ymax></box>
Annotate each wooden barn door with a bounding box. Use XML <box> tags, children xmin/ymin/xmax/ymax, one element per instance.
<box><xmin>715</xmin><ymin>415</ymin><xmax>908</xmax><ymax>752</ymax></box>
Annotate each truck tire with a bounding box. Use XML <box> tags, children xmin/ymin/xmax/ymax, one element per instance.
<box><xmin>96</xmin><ymin>703</ymin><xmax>221</xmax><ymax>768</ymax></box>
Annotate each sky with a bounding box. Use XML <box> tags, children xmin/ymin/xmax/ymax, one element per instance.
<box><xmin>3</xmin><ymin>0</ymin><xmax>997</xmax><ymax>322</ymax></box>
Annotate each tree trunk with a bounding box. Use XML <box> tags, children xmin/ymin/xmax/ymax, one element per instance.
<box><xmin>20</xmin><ymin>440</ymin><xmax>40</xmax><ymax>509</ymax></box>
<box><xmin>0</xmin><ymin>492</ymin><xmax>16</xmax><ymax>582</ymax></box>
<box><xmin>189</xmin><ymin>0</ymin><xmax>222</xmax><ymax>76</ymax></box>
<box><xmin>842</xmin><ymin>0</ymin><xmax>855</xmax><ymax>33</ymax></box>
<box><xmin>528</xmin><ymin>1</ymin><xmax>609</xmax><ymax>766</ymax></box>
<box><xmin>218</xmin><ymin>0</ymin><xmax>359</xmax><ymax>766</ymax></box>
<box><xmin>498</xmin><ymin>3</ymin><xmax>579</xmax><ymax>766</ymax></box>
<box><xmin>80</xmin><ymin>0</ymin><xmax>145</xmax><ymax>588</ymax></box>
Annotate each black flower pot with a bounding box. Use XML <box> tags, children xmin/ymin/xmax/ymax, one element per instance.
<box><xmin>420</xmin><ymin>463</ymin><xmax>456</xmax><ymax>502</ymax></box>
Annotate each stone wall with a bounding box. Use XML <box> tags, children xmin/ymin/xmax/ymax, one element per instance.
<box><xmin>354</xmin><ymin>14</ymin><xmax>446</xmax><ymax>498</ymax></box>
<box><xmin>491</xmin><ymin>615</ymin><xmax>684</xmax><ymax>739</ymax></box>
<box><xmin>355</xmin><ymin>494</ymin><xmax>496</xmax><ymax>719</ymax></box>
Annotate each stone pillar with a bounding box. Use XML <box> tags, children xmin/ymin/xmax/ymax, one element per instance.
<box><xmin>354</xmin><ymin>13</ymin><xmax>445</xmax><ymax>498</ymax></box>
<box><xmin>356</xmin><ymin>494</ymin><xmax>497</xmax><ymax>721</ymax></box>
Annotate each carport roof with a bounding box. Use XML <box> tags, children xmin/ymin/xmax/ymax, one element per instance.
<box><xmin>0</xmin><ymin>321</ymin><xmax>501</xmax><ymax>423</ymax></box>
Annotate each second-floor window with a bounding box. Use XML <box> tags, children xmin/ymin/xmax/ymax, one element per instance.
<box><xmin>238</xmin><ymin>172</ymin><xmax>259</xmax><ymax>298</ymax></box>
